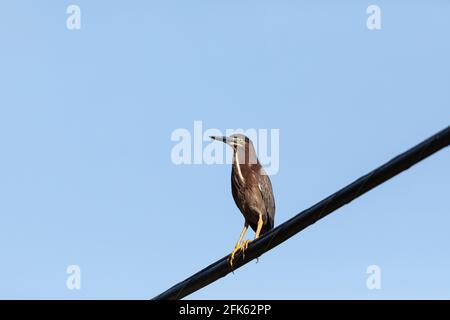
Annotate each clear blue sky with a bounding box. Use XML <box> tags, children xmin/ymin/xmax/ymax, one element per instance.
<box><xmin>0</xmin><ymin>1</ymin><xmax>449</xmax><ymax>299</ymax></box>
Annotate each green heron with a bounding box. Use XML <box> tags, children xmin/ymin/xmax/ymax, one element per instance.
<box><xmin>210</xmin><ymin>134</ymin><xmax>275</xmax><ymax>268</ymax></box>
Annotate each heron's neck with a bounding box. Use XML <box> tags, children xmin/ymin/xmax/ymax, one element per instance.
<box><xmin>233</xmin><ymin>151</ymin><xmax>245</xmax><ymax>185</ymax></box>
<box><xmin>233</xmin><ymin>149</ymin><xmax>261</xmax><ymax>186</ymax></box>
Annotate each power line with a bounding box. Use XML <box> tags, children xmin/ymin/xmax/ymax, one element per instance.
<box><xmin>153</xmin><ymin>125</ymin><xmax>450</xmax><ymax>300</ymax></box>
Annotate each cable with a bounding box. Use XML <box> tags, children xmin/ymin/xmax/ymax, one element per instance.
<box><xmin>153</xmin><ymin>125</ymin><xmax>450</xmax><ymax>300</ymax></box>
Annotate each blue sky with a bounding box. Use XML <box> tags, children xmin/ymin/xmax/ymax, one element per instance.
<box><xmin>0</xmin><ymin>1</ymin><xmax>449</xmax><ymax>299</ymax></box>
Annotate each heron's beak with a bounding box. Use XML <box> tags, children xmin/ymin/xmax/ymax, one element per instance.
<box><xmin>210</xmin><ymin>136</ymin><xmax>233</xmax><ymax>145</ymax></box>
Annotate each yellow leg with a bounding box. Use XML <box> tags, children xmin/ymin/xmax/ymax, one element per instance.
<box><xmin>228</xmin><ymin>223</ymin><xmax>248</xmax><ymax>268</ymax></box>
<box><xmin>254</xmin><ymin>213</ymin><xmax>264</xmax><ymax>239</ymax></box>
<box><xmin>242</xmin><ymin>213</ymin><xmax>264</xmax><ymax>254</ymax></box>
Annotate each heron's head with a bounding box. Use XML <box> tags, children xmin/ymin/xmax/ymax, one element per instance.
<box><xmin>210</xmin><ymin>134</ymin><xmax>258</xmax><ymax>166</ymax></box>
<box><xmin>210</xmin><ymin>134</ymin><xmax>251</xmax><ymax>149</ymax></box>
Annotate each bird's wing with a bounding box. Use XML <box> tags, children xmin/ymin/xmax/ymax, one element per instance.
<box><xmin>258</xmin><ymin>169</ymin><xmax>275</xmax><ymax>229</ymax></box>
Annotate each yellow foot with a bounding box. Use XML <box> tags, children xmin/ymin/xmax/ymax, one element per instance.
<box><xmin>228</xmin><ymin>238</ymin><xmax>256</xmax><ymax>268</ymax></box>
<box><xmin>241</xmin><ymin>240</ymin><xmax>252</xmax><ymax>258</ymax></box>
<box><xmin>228</xmin><ymin>245</ymin><xmax>241</xmax><ymax>269</ymax></box>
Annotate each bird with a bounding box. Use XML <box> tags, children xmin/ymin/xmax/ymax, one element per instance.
<box><xmin>210</xmin><ymin>134</ymin><xmax>275</xmax><ymax>268</ymax></box>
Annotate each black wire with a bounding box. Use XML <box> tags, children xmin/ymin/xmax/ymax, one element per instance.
<box><xmin>153</xmin><ymin>125</ymin><xmax>450</xmax><ymax>300</ymax></box>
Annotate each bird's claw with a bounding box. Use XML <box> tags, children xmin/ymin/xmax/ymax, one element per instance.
<box><xmin>228</xmin><ymin>239</ymin><xmax>255</xmax><ymax>269</ymax></box>
<box><xmin>228</xmin><ymin>246</ymin><xmax>240</xmax><ymax>269</ymax></box>
<box><xmin>241</xmin><ymin>240</ymin><xmax>252</xmax><ymax>258</ymax></box>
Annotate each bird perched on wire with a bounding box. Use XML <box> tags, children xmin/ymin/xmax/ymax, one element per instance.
<box><xmin>210</xmin><ymin>134</ymin><xmax>275</xmax><ymax>268</ymax></box>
